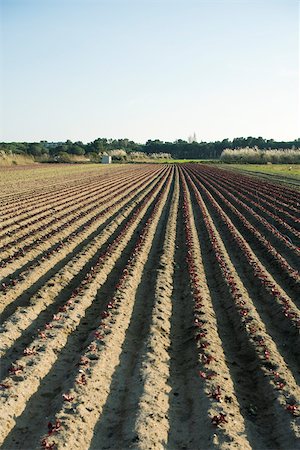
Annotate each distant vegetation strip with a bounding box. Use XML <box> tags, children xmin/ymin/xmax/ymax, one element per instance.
<box><xmin>221</xmin><ymin>148</ymin><xmax>300</xmax><ymax>165</ymax></box>
<box><xmin>1</xmin><ymin>136</ymin><xmax>300</xmax><ymax>162</ymax></box>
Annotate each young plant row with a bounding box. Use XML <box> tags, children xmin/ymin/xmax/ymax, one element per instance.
<box><xmin>0</xmin><ymin>166</ymin><xmax>153</xmax><ymax>224</ymax></box>
<box><xmin>0</xmin><ymin>170</ymin><xmax>173</xmax><ymax>446</ymax></box>
<box><xmin>191</xmin><ymin>167</ymin><xmax>300</xmax><ymax>259</ymax></box>
<box><xmin>0</xmin><ymin>168</ymin><xmax>166</xmax><ymax>276</ymax></box>
<box><xmin>197</xmin><ymin>165</ymin><xmax>299</xmax><ymax>224</ymax></box>
<box><xmin>0</xmin><ymin>169</ymin><xmax>157</xmax><ymax>258</ymax></box>
<box><xmin>207</xmin><ymin>166</ymin><xmax>300</xmax><ymax>211</ymax></box>
<box><xmin>0</xmin><ymin>174</ymin><xmax>106</xmax><ymax>225</ymax></box>
<box><xmin>0</xmin><ymin>168</ymin><xmax>169</xmax><ymax>359</ymax></box>
<box><xmin>0</xmin><ymin>168</ymin><xmax>166</xmax><ymax>303</ymax></box>
<box><xmin>31</xmin><ymin>171</ymin><xmax>173</xmax><ymax>450</ymax></box>
<box><xmin>180</xmin><ymin>170</ymin><xmax>251</xmax><ymax>448</ymax></box>
<box><xmin>188</xmin><ymin>169</ymin><xmax>299</xmax><ymax>290</ymax></box>
<box><xmin>0</xmin><ymin>168</ymin><xmax>126</xmax><ymax>216</ymax></box>
<box><xmin>0</xmin><ymin>169</ymin><xmax>139</xmax><ymax>237</ymax></box>
<box><xmin>182</xmin><ymin>170</ymin><xmax>300</xmax><ymax>447</ymax></box>
<box><xmin>0</xmin><ymin>165</ymin><xmax>129</xmax><ymax>203</ymax></box>
<box><xmin>130</xmin><ymin>168</ymin><xmax>180</xmax><ymax>449</ymax></box>
<box><xmin>194</xmin><ymin>167</ymin><xmax>299</xmax><ymax>238</ymax></box>
<box><xmin>188</xmin><ymin>169</ymin><xmax>300</xmax><ymax>331</ymax></box>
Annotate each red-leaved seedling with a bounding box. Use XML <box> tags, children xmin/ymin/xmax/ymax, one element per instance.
<box><xmin>48</xmin><ymin>419</ymin><xmax>61</xmax><ymax>435</ymax></box>
<box><xmin>211</xmin><ymin>413</ymin><xmax>228</xmax><ymax>426</ymax></box>
<box><xmin>62</xmin><ymin>393</ymin><xmax>74</xmax><ymax>402</ymax></box>
<box><xmin>41</xmin><ymin>438</ymin><xmax>56</xmax><ymax>449</ymax></box>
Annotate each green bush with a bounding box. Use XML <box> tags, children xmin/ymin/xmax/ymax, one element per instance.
<box><xmin>58</xmin><ymin>151</ymin><xmax>72</xmax><ymax>163</ymax></box>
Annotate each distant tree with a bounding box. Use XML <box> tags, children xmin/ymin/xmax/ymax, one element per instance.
<box><xmin>86</xmin><ymin>138</ymin><xmax>108</xmax><ymax>154</ymax></box>
<box><xmin>28</xmin><ymin>143</ymin><xmax>44</xmax><ymax>156</ymax></box>
<box><xmin>70</xmin><ymin>144</ymin><xmax>85</xmax><ymax>156</ymax></box>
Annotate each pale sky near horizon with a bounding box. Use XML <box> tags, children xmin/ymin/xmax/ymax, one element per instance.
<box><xmin>0</xmin><ymin>0</ymin><xmax>299</xmax><ymax>143</ymax></box>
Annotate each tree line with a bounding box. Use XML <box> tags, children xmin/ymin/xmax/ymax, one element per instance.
<box><xmin>1</xmin><ymin>136</ymin><xmax>299</xmax><ymax>161</ymax></box>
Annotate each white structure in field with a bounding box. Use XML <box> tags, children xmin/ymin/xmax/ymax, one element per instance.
<box><xmin>101</xmin><ymin>155</ymin><xmax>112</xmax><ymax>164</ymax></box>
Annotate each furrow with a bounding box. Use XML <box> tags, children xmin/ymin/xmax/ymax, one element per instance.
<box><xmin>187</xmin><ymin>169</ymin><xmax>299</xmax><ymax>299</ymax></box>
<box><xmin>192</xmin><ymin>167</ymin><xmax>300</xmax><ymax>258</ymax></box>
<box><xmin>190</xmin><ymin>173</ymin><xmax>300</xmax><ymax>377</ymax></box>
<box><xmin>213</xmin><ymin>169</ymin><xmax>299</xmax><ymax>230</ymax></box>
<box><xmin>0</xmin><ymin>166</ymin><xmax>130</xmax><ymax>212</ymax></box>
<box><xmin>0</xmin><ymin>167</ymin><xmax>164</xmax><ymax>279</ymax></box>
<box><xmin>86</xmin><ymin>168</ymin><xmax>178</xmax><ymax>450</ymax></box>
<box><xmin>0</xmin><ymin>170</ymin><xmax>151</xmax><ymax>258</ymax></box>
<box><xmin>16</xmin><ymin>168</ymin><xmax>174</xmax><ymax>450</ymax></box>
<box><xmin>0</xmin><ymin>169</ymin><xmax>166</xmax><ymax>369</ymax></box>
<box><xmin>184</xmin><ymin>169</ymin><xmax>300</xmax><ymax>449</ymax></box>
<box><xmin>176</xmin><ymin>169</ymin><xmax>252</xmax><ymax>449</ymax></box>
<box><xmin>191</xmin><ymin>166</ymin><xmax>300</xmax><ymax>245</ymax></box>
<box><xmin>0</xmin><ymin>170</ymin><xmax>136</xmax><ymax>239</ymax></box>
<box><xmin>0</xmin><ymin>169</ymin><xmax>173</xmax><ymax>447</ymax></box>
<box><xmin>214</xmin><ymin>166</ymin><xmax>300</xmax><ymax>216</ymax></box>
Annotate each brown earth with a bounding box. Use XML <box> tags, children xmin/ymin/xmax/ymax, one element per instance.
<box><xmin>0</xmin><ymin>163</ymin><xmax>299</xmax><ymax>450</ymax></box>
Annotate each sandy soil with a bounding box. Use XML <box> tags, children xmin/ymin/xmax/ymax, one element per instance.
<box><xmin>0</xmin><ymin>163</ymin><xmax>299</xmax><ymax>450</ymax></box>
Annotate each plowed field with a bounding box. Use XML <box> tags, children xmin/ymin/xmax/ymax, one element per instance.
<box><xmin>0</xmin><ymin>163</ymin><xmax>299</xmax><ymax>450</ymax></box>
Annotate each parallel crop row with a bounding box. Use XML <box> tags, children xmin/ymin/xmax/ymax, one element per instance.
<box><xmin>0</xmin><ymin>168</ymin><xmax>169</xmax><ymax>364</ymax></box>
<box><xmin>186</xmin><ymin>169</ymin><xmax>300</xmax><ymax>331</ymax></box>
<box><xmin>180</xmin><ymin>170</ymin><xmax>251</xmax><ymax>448</ymax></box>
<box><xmin>182</xmin><ymin>168</ymin><xmax>299</xmax><ymax>449</ymax></box>
<box><xmin>0</xmin><ymin>167</ymin><xmax>166</xmax><ymax>281</ymax></box>
<box><xmin>0</xmin><ymin>169</ymin><xmax>124</xmax><ymax>212</ymax></box>
<box><xmin>193</xmin><ymin>167</ymin><xmax>299</xmax><ymax>239</ymax></box>
<box><xmin>0</xmin><ymin>169</ymin><xmax>154</xmax><ymax>251</ymax></box>
<box><xmin>0</xmin><ymin>168</ymin><xmax>167</xmax><ymax>323</ymax></box>
<box><xmin>0</xmin><ymin>168</ymin><xmax>173</xmax><ymax>447</ymax></box>
<box><xmin>0</xmin><ymin>169</ymin><xmax>138</xmax><ymax>235</ymax></box>
<box><xmin>214</xmin><ymin>166</ymin><xmax>300</xmax><ymax>211</ymax></box>
<box><xmin>2</xmin><ymin>170</ymin><xmax>173</xmax><ymax>450</ymax></box>
<box><xmin>186</xmin><ymin>168</ymin><xmax>299</xmax><ymax>295</ymax></box>
<box><xmin>0</xmin><ymin>163</ymin><xmax>298</xmax><ymax>450</ymax></box>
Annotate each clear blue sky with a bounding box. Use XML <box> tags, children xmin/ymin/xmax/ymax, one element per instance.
<box><xmin>0</xmin><ymin>0</ymin><xmax>299</xmax><ymax>143</ymax></box>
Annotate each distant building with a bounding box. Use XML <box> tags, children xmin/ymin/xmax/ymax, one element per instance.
<box><xmin>102</xmin><ymin>155</ymin><xmax>112</xmax><ymax>164</ymax></box>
